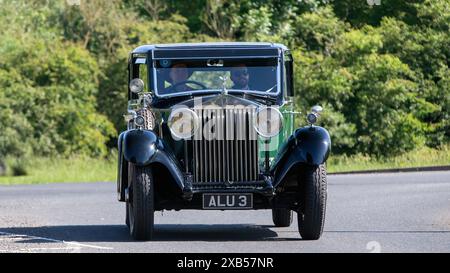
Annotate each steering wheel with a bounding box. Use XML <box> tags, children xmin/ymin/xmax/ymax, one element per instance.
<box><xmin>168</xmin><ymin>80</ymin><xmax>207</xmax><ymax>91</ymax></box>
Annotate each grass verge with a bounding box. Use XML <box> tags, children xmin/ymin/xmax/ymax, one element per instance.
<box><xmin>0</xmin><ymin>145</ymin><xmax>449</xmax><ymax>185</ymax></box>
<box><xmin>328</xmin><ymin>144</ymin><xmax>450</xmax><ymax>173</ymax></box>
<box><xmin>0</xmin><ymin>155</ymin><xmax>117</xmax><ymax>185</ymax></box>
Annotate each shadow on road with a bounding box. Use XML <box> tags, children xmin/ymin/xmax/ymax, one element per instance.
<box><xmin>0</xmin><ymin>224</ymin><xmax>298</xmax><ymax>243</ymax></box>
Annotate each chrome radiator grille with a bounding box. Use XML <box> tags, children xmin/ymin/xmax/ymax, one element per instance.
<box><xmin>193</xmin><ymin>107</ymin><xmax>259</xmax><ymax>183</ymax></box>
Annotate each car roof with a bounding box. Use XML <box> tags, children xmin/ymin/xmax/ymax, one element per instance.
<box><xmin>132</xmin><ymin>42</ymin><xmax>288</xmax><ymax>54</ymax></box>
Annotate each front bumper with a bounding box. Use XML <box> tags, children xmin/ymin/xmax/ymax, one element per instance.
<box><xmin>181</xmin><ymin>177</ymin><xmax>275</xmax><ymax>201</ymax></box>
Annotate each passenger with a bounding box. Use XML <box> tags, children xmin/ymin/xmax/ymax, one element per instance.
<box><xmin>230</xmin><ymin>64</ymin><xmax>251</xmax><ymax>90</ymax></box>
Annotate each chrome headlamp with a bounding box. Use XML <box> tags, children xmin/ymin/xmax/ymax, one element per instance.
<box><xmin>306</xmin><ymin>105</ymin><xmax>323</xmax><ymax>125</ymax></box>
<box><xmin>129</xmin><ymin>78</ymin><xmax>145</xmax><ymax>94</ymax></box>
<box><xmin>254</xmin><ymin>106</ymin><xmax>283</xmax><ymax>138</ymax></box>
<box><xmin>134</xmin><ymin>115</ymin><xmax>145</xmax><ymax>128</ymax></box>
<box><xmin>306</xmin><ymin>113</ymin><xmax>318</xmax><ymax>124</ymax></box>
<box><xmin>168</xmin><ymin>107</ymin><xmax>199</xmax><ymax>140</ymax></box>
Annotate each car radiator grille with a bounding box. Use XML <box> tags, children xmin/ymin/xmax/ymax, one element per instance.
<box><xmin>192</xmin><ymin>107</ymin><xmax>259</xmax><ymax>183</ymax></box>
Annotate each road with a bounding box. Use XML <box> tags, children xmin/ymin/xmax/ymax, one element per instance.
<box><xmin>1</xmin><ymin>171</ymin><xmax>450</xmax><ymax>253</ymax></box>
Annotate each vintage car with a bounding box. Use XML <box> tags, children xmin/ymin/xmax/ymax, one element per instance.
<box><xmin>117</xmin><ymin>42</ymin><xmax>331</xmax><ymax>241</ymax></box>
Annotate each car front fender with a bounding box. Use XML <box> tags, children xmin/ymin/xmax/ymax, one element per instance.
<box><xmin>117</xmin><ymin>129</ymin><xmax>184</xmax><ymax>201</ymax></box>
<box><xmin>121</xmin><ymin>129</ymin><xmax>159</xmax><ymax>166</ymax></box>
<box><xmin>271</xmin><ymin>126</ymin><xmax>331</xmax><ymax>187</ymax></box>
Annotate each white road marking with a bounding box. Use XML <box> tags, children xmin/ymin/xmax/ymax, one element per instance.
<box><xmin>63</xmin><ymin>241</ymin><xmax>112</xmax><ymax>250</ymax></box>
<box><xmin>0</xmin><ymin>231</ymin><xmax>113</xmax><ymax>250</ymax></box>
<box><xmin>20</xmin><ymin>247</ymin><xmax>81</xmax><ymax>252</ymax></box>
<box><xmin>21</xmin><ymin>247</ymin><xmax>80</xmax><ymax>250</ymax></box>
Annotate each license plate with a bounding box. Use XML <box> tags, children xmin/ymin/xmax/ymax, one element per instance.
<box><xmin>202</xmin><ymin>193</ymin><xmax>253</xmax><ymax>209</ymax></box>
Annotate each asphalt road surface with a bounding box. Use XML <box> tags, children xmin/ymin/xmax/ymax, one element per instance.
<box><xmin>1</xmin><ymin>171</ymin><xmax>450</xmax><ymax>253</ymax></box>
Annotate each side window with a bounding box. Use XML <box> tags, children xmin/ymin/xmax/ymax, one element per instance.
<box><xmin>138</xmin><ymin>63</ymin><xmax>148</xmax><ymax>85</ymax></box>
<box><xmin>130</xmin><ymin>55</ymin><xmax>149</xmax><ymax>99</ymax></box>
<box><xmin>284</xmin><ymin>53</ymin><xmax>294</xmax><ymax>97</ymax></box>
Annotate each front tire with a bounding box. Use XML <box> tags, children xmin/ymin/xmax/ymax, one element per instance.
<box><xmin>127</xmin><ymin>164</ymin><xmax>154</xmax><ymax>241</ymax></box>
<box><xmin>272</xmin><ymin>209</ymin><xmax>293</xmax><ymax>227</ymax></box>
<box><xmin>297</xmin><ymin>164</ymin><xmax>327</xmax><ymax>240</ymax></box>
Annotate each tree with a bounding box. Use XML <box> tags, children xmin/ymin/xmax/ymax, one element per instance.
<box><xmin>241</xmin><ymin>5</ymin><xmax>273</xmax><ymax>41</ymax></box>
<box><xmin>331</xmin><ymin>0</ymin><xmax>419</xmax><ymax>27</ymax></box>
<box><xmin>138</xmin><ymin>0</ymin><xmax>168</xmax><ymax>21</ymax></box>
<box><xmin>62</xmin><ymin>0</ymin><xmax>130</xmax><ymax>56</ymax></box>
<box><xmin>376</xmin><ymin>17</ymin><xmax>449</xmax><ymax>146</ymax></box>
<box><xmin>293</xmin><ymin>6</ymin><xmax>348</xmax><ymax>54</ymax></box>
<box><xmin>201</xmin><ymin>0</ymin><xmax>242</xmax><ymax>39</ymax></box>
<box><xmin>0</xmin><ymin>33</ymin><xmax>115</xmax><ymax>157</ymax></box>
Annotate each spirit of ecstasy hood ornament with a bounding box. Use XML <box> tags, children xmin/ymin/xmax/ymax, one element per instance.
<box><xmin>219</xmin><ymin>75</ymin><xmax>228</xmax><ymax>95</ymax></box>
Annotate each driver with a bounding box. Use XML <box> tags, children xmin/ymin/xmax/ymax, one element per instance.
<box><xmin>230</xmin><ymin>64</ymin><xmax>251</xmax><ymax>90</ymax></box>
<box><xmin>168</xmin><ymin>63</ymin><xmax>193</xmax><ymax>92</ymax></box>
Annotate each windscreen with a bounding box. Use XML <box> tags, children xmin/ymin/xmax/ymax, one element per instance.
<box><xmin>153</xmin><ymin>58</ymin><xmax>279</xmax><ymax>96</ymax></box>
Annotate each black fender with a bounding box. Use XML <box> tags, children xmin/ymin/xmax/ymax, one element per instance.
<box><xmin>117</xmin><ymin>129</ymin><xmax>184</xmax><ymax>201</ymax></box>
<box><xmin>271</xmin><ymin>126</ymin><xmax>331</xmax><ymax>188</ymax></box>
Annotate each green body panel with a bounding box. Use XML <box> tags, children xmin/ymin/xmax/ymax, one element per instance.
<box><xmin>258</xmin><ymin>98</ymin><xmax>295</xmax><ymax>172</ymax></box>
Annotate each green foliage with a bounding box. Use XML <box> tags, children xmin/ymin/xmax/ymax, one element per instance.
<box><xmin>293</xmin><ymin>6</ymin><xmax>348</xmax><ymax>53</ymax></box>
<box><xmin>415</xmin><ymin>0</ymin><xmax>450</xmax><ymax>31</ymax></box>
<box><xmin>201</xmin><ymin>0</ymin><xmax>243</xmax><ymax>39</ymax></box>
<box><xmin>241</xmin><ymin>5</ymin><xmax>273</xmax><ymax>41</ymax></box>
<box><xmin>0</xmin><ymin>32</ymin><xmax>115</xmax><ymax>158</ymax></box>
<box><xmin>292</xmin><ymin>7</ymin><xmax>448</xmax><ymax>157</ymax></box>
<box><xmin>347</xmin><ymin>53</ymin><xmax>428</xmax><ymax>156</ymax></box>
<box><xmin>331</xmin><ymin>0</ymin><xmax>419</xmax><ymax>27</ymax></box>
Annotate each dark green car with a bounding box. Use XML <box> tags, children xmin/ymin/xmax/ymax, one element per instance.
<box><xmin>117</xmin><ymin>42</ymin><xmax>331</xmax><ymax>241</ymax></box>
